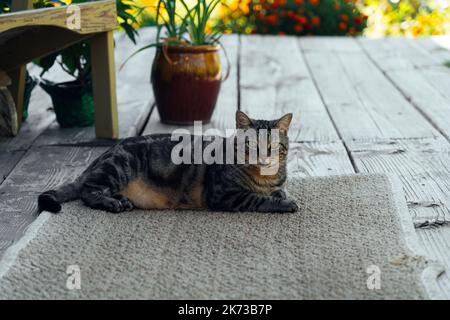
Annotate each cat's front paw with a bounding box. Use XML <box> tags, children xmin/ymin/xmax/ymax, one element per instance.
<box><xmin>279</xmin><ymin>199</ymin><xmax>299</xmax><ymax>213</ymax></box>
<box><xmin>102</xmin><ymin>197</ymin><xmax>133</xmax><ymax>213</ymax></box>
<box><xmin>271</xmin><ymin>189</ymin><xmax>287</xmax><ymax>199</ymax></box>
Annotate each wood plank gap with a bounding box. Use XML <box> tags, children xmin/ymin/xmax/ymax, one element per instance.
<box><xmin>297</xmin><ymin>39</ymin><xmax>357</xmax><ymax>174</ymax></box>
<box><xmin>138</xmin><ymin>103</ymin><xmax>156</xmax><ymax>136</ymax></box>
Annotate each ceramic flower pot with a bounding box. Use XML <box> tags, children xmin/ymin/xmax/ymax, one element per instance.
<box><xmin>151</xmin><ymin>44</ymin><xmax>222</xmax><ymax>124</ymax></box>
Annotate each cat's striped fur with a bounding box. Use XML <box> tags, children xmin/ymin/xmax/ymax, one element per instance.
<box><xmin>38</xmin><ymin>111</ymin><xmax>298</xmax><ymax>213</ymax></box>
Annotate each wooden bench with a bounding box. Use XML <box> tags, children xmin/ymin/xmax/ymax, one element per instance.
<box><xmin>0</xmin><ymin>0</ymin><xmax>119</xmax><ymax>138</ymax></box>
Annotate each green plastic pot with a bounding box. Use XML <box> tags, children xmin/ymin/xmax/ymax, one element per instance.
<box><xmin>40</xmin><ymin>78</ymin><xmax>95</xmax><ymax>128</ymax></box>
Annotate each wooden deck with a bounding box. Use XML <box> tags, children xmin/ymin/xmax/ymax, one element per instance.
<box><xmin>1</xmin><ymin>28</ymin><xmax>450</xmax><ymax>297</ymax></box>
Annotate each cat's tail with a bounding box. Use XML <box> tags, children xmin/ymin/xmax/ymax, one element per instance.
<box><xmin>38</xmin><ymin>180</ymin><xmax>82</xmax><ymax>213</ymax></box>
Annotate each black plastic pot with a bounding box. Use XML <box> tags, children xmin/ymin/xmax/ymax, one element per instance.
<box><xmin>40</xmin><ymin>78</ymin><xmax>94</xmax><ymax>128</ymax></box>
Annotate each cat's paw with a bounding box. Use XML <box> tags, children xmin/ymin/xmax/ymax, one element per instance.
<box><xmin>38</xmin><ymin>191</ymin><xmax>61</xmax><ymax>214</ymax></box>
<box><xmin>279</xmin><ymin>199</ymin><xmax>299</xmax><ymax>213</ymax></box>
<box><xmin>271</xmin><ymin>189</ymin><xmax>287</xmax><ymax>199</ymax></box>
<box><xmin>113</xmin><ymin>194</ymin><xmax>134</xmax><ymax>211</ymax></box>
<box><xmin>102</xmin><ymin>198</ymin><xmax>130</xmax><ymax>213</ymax></box>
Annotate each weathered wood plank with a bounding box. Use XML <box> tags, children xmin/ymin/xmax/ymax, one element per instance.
<box><xmin>143</xmin><ymin>34</ymin><xmax>239</xmax><ymax>136</ymax></box>
<box><xmin>301</xmin><ymin>38</ymin><xmax>440</xmax><ymax>141</ymax></box>
<box><xmin>347</xmin><ymin>138</ymin><xmax>450</xmax><ymax>225</ymax></box>
<box><xmin>414</xmin><ymin>36</ymin><xmax>450</xmax><ymax>66</ymax></box>
<box><xmin>416</xmin><ymin>226</ymin><xmax>450</xmax><ymax>298</ymax></box>
<box><xmin>359</xmin><ymin>37</ymin><xmax>450</xmax><ymax>140</ymax></box>
<box><xmin>0</xmin><ymin>146</ymin><xmax>107</xmax><ymax>258</ymax></box>
<box><xmin>240</xmin><ymin>35</ymin><xmax>339</xmax><ymax>142</ymax></box>
<box><xmin>0</xmin><ymin>150</ymin><xmax>24</xmax><ymax>184</ymax></box>
<box><xmin>34</xmin><ymin>28</ymin><xmax>156</xmax><ymax>145</ymax></box>
<box><xmin>300</xmin><ymin>36</ymin><xmax>362</xmax><ymax>53</ymax></box>
<box><xmin>358</xmin><ymin>37</ymin><xmax>442</xmax><ymax>71</ymax></box>
<box><xmin>288</xmin><ymin>141</ymin><xmax>354</xmax><ymax>178</ymax></box>
<box><xmin>0</xmin><ymin>0</ymin><xmax>117</xmax><ymax>34</ymax></box>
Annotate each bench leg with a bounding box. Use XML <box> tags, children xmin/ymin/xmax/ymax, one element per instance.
<box><xmin>9</xmin><ymin>66</ymin><xmax>26</xmax><ymax>128</ymax></box>
<box><xmin>90</xmin><ymin>31</ymin><xmax>118</xmax><ymax>139</ymax></box>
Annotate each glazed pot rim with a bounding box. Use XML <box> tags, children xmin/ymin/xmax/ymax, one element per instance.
<box><xmin>159</xmin><ymin>44</ymin><xmax>220</xmax><ymax>53</ymax></box>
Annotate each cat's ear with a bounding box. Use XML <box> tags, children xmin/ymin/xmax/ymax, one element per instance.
<box><xmin>236</xmin><ymin>111</ymin><xmax>252</xmax><ymax>129</ymax></box>
<box><xmin>276</xmin><ymin>113</ymin><xmax>293</xmax><ymax>134</ymax></box>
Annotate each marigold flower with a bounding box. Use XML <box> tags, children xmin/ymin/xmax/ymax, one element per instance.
<box><xmin>287</xmin><ymin>10</ymin><xmax>295</xmax><ymax>18</ymax></box>
<box><xmin>311</xmin><ymin>16</ymin><xmax>320</xmax><ymax>25</ymax></box>
<box><xmin>338</xmin><ymin>22</ymin><xmax>347</xmax><ymax>30</ymax></box>
<box><xmin>266</xmin><ymin>14</ymin><xmax>279</xmax><ymax>25</ymax></box>
<box><xmin>278</xmin><ymin>31</ymin><xmax>286</xmax><ymax>36</ymax></box>
<box><xmin>294</xmin><ymin>24</ymin><xmax>303</xmax><ymax>32</ymax></box>
<box><xmin>340</xmin><ymin>14</ymin><xmax>349</xmax><ymax>22</ymax></box>
<box><xmin>309</xmin><ymin>0</ymin><xmax>320</xmax><ymax>5</ymax></box>
<box><xmin>295</xmin><ymin>15</ymin><xmax>308</xmax><ymax>24</ymax></box>
<box><xmin>354</xmin><ymin>16</ymin><xmax>362</xmax><ymax>25</ymax></box>
<box><xmin>294</xmin><ymin>0</ymin><xmax>304</xmax><ymax>4</ymax></box>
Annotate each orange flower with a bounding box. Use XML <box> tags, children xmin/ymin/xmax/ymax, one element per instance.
<box><xmin>294</xmin><ymin>24</ymin><xmax>303</xmax><ymax>32</ymax></box>
<box><xmin>287</xmin><ymin>10</ymin><xmax>295</xmax><ymax>18</ymax></box>
<box><xmin>354</xmin><ymin>16</ymin><xmax>362</xmax><ymax>25</ymax></box>
<box><xmin>294</xmin><ymin>0</ymin><xmax>304</xmax><ymax>4</ymax></box>
<box><xmin>348</xmin><ymin>27</ymin><xmax>356</xmax><ymax>34</ymax></box>
<box><xmin>309</xmin><ymin>0</ymin><xmax>320</xmax><ymax>5</ymax></box>
<box><xmin>334</xmin><ymin>3</ymin><xmax>340</xmax><ymax>10</ymax></box>
<box><xmin>295</xmin><ymin>15</ymin><xmax>308</xmax><ymax>24</ymax></box>
<box><xmin>338</xmin><ymin>22</ymin><xmax>347</xmax><ymax>30</ymax></box>
<box><xmin>311</xmin><ymin>16</ymin><xmax>320</xmax><ymax>26</ymax></box>
<box><xmin>266</xmin><ymin>14</ymin><xmax>279</xmax><ymax>25</ymax></box>
<box><xmin>278</xmin><ymin>31</ymin><xmax>286</xmax><ymax>36</ymax></box>
<box><xmin>340</xmin><ymin>14</ymin><xmax>349</xmax><ymax>22</ymax></box>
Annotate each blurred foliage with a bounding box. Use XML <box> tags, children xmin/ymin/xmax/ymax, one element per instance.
<box><xmin>357</xmin><ymin>0</ymin><xmax>450</xmax><ymax>37</ymax></box>
<box><xmin>134</xmin><ymin>0</ymin><xmax>449</xmax><ymax>37</ymax></box>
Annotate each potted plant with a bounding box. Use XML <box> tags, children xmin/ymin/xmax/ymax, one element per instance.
<box><xmin>34</xmin><ymin>0</ymin><xmax>140</xmax><ymax>127</ymax></box>
<box><xmin>125</xmin><ymin>0</ymin><xmax>227</xmax><ymax>124</ymax></box>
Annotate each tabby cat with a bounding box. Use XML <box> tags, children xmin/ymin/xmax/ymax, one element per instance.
<box><xmin>38</xmin><ymin>111</ymin><xmax>298</xmax><ymax>213</ymax></box>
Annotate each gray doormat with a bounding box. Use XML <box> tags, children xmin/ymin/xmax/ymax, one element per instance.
<box><xmin>0</xmin><ymin>174</ymin><xmax>444</xmax><ymax>299</ymax></box>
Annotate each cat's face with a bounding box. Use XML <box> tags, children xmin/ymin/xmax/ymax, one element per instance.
<box><xmin>235</xmin><ymin>111</ymin><xmax>292</xmax><ymax>172</ymax></box>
